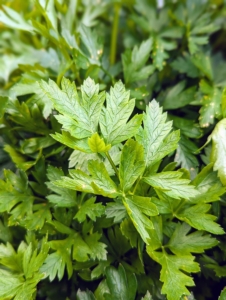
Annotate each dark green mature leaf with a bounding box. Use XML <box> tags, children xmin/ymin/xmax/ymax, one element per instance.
<box><xmin>190</xmin><ymin>163</ymin><xmax>226</xmax><ymax>203</ymax></box>
<box><xmin>122</xmin><ymin>38</ymin><xmax>154</xmax><ymax>84</ymax></box>
<box><xmin>168</xmin><ymin>222</ymin><xmax>218</xmax><ymax>255</ymax></box>
<box><xmin>143</xmin><ymin>171</ymin><xmax>199</xmax><ymax>200</ymax></box>
<box><xmin>119</xmin><ymin>139</ymin><xmax>145</xmax><ymax>192</ymax></box>
<box><xmin>163</xmin><ymin>83</ymin><xmax>196</xmax><ymax>110</ymax></box>
<box><xmin>73</xmin><ymin>232</ymin><xmax>107</xmax><ymax>262</ymax></box>
<box><xmin>75</xmin><ymin>197</ymin><xmax>105</xmax><ymax>222</ymax></box>
<box><xmin>176</xmin><ymin>203</ymin><xmax>224</xmax><ymax>234</ymax></box>
<box><xmin>40</xmin><ymin>236</ymin><xmax>73</xmax><ymax>281</ymax></box>
<box><xmin>174</xmin><ymin>135</ymin><xmax>199</xmax><ymax>179</ymax></box>
<box><xmin>77</xmin><ymin>289</ymin><xmax>96</xmax><ymax>300</ymax></box>
<box><xmin>136</xmin><ymin>100</ymin><xmax>179</xmax><ymax>168</ymax></box>
<box><xmin>120</xmin><ymin>218</ymin><xmax>140</xmax><ymax>248</ymax></box>
<box><xmin>100</xmin><ymin>81</ymin><xmax>142</xmax><ymax>145</ymax></box>
<box><xmin>104</xmin><ymin>265</ymin><xmax>137</xmax><ymax>300</ymax></box>
<box><xmin>46</xmin><ymin>166</ymin><xmax>77</xmax><ymax>207</ymax></box>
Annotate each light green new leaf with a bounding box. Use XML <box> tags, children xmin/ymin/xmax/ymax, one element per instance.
<box><xmin>104</xmin><ymin>265</ymin><xmax>137</xmax><ymax>300</ymax></box>
<box><xmin>143</xmin><ymin>171</ymin><xmax>199</xmax><ymax>200</ymax></box>
<box><xmin>123</xmin><ymin>195</ymin><xmax>158</xmax><ymax>244</ymax></box>
<box><xmin>40</xmin><ymin>77</ymin><xmax>105</xmax><ymax>139</ymax></box>
<box><xmin>74</xmin><ymin>197</ymin><xmax>105</xmax><ymax>222</ymax></box>
<box><xmin>88</xmin><ymin>133</ymin><xmax>111</xmax><ymax>153</ymax></box>
<box><xmin>168</xmin><ymin>222</ymin><xmax>218</xmax><ymax>256</ymax></box>
<box><xmin>136</xmin><ymin>100</ymin><xmax>178</xmax><ymax>168</ymax></box>
<box><xmin>119</xmin><ymin>139</ymin><xmax>145</xmax><ymax>192</ymax></box>
<box><xmin>176</xmin><ymin>203</ymin><xmax>224</xmax><ymax>234</ymax></box>
<box><xmin>100</xmin><ymin>81</ymin><xmax>142</xmax><ymax>145</ymax></box>
<box><xmin>147</xmin><ymin>250</ymin><xmax>199</xmax><ymax>300</ymax></box>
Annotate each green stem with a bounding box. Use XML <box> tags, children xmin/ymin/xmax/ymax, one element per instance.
<box><xmin>105</xmin><ymin>152</ymin><xmax>119</xmax><ymax>178</ymax></box>
<box><xmin>110</xmin><ymin>3</ymin><xmax>121</xmax><ymax>65</ymax></box>
<box><xmin>169</xmin><ymin>199</ymin><xmax>186</xmax><ymax>221</ymax></box>
<box><xmin>132</xmin><ymin>176</ymin><xmax>141</xmax><ymax>194</ymax></box>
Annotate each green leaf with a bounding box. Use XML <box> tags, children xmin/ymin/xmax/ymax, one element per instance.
<box><xmin>40</xmin><ymin>236</ymin><xmax>73</xmax><ymax>281</ymax></box>
<box><xmin>163</xmin><ymin>83</ymin><xmax>196</xmax><ymax>110</ymax></box>
<box><xmin>120</xmin><ymin>218</ymin><xmax>140</xmax><ymax>248</ymax></box>
<box><xmin>83</xmin><ymin>232</ymin><xmax>107</xmax><ymax>261</ymax></box>
<box><xmin>190</xmin><ymin>163</ymin><xmax>226</xmax><ymax>203</ymax></box>
<box><xmin>141</xmin><ymin>291</ymin><xmax>153</xmax><ymax>300</ymax></box>
<box><xmin>46</xmin><ymin>166</ymin><xmax>77</xmax><ymax>207</ymax></box>
<box><xmin>199</xmin><ymin>80</ymin><xmax>222</xmax><ymax>128</ymax></box>
<box><xmin>168</xmin><ymin>222</ymin><xmax>218</xmax><ymax>256</ymax></box>
<box><xmin>136</xmin><ymin>100</ymin><xmax>179</xmax><ymax>168</ymax></box>
<box><xmin>119</xmin><ymin>139</ymin><xmax>145</xmax><ymax>192</ymax></box>
<box><xmin>74</xmin><ymin>197</ymin><xmax>105</xmax><ymax>222</ymax></box>
<box><xmin>105</xmin><ymin>202</ymin><xmax>127</xmax><ymax>223</ymax></box>
<box><xmin>208</xmin><ymin>119</ymin><xmax>226</xmax><ymax>186</ymax></box>
<box><xmin>143</xmin><ymin>171</ymin><xmax>199</xmax><ymax>200</ymax></box>
<box><xmin>174</xmin><ymin>135</ymin><xmax>199</xmax><ymax>179</ymax></box>
<box><xmin>176</xmin><ymin>203</ymin><xmax>224</xmax><ymax>234</ymax></box>
<box><xmin>171</xmin><ymin>53</ymin><xmax>200</xmax><ymax>78</ymax></box>
<box><xmin>0</xmin><ymin>96</ymin><xmax>8</xmax><ymax>118</ymax></box>
<box><xmin>219</xmin><ymin>289</ymin><xmax>226</xmax><ymax>300</ymax></box>
<box><xmin>77</xmin><ymin>289</ymin><xmax>96</xmax><ymax>300</ymax></box>
<box><xmin>88</xmin><ymin>160</ymin><xmax>120</xmax><ymax>197</ymax></box>
<box><xmin>0</xmin><ymin>238</ymin><xmax>48</xmax><ymax>300</ymax></box>
<box><xmin>104</xmin><ymin>265</ymin><xmax>137</xmax><ymax>300</ymax></box>
<box><xmin>79</xmin><ymin>24</ymin><xmax>103</xmax><ymax>66</ymax></box>
<box><xmin>40</xmin><ymin>77</ymin><xmax>105</xmax><ymax>140</ymax></box>
<box><xmin>88</xmin><ymin>133</ymin><xmax>111</xmax><ymax>153</ymax></box>
<box><xmin>152</xmin><ymin>36</ymin><xmax>169</xmax><ymax>71</ymax></box>
<box><xmin>147</xmin><ymin>250</ymin><xmax>199</xmax><ymax>300</ymax></box>
<box><xmin>100</xmin><ymin>81</ymin><xmax>142</xmax><ymax>145</ymax></box>
<box><xmin>123</xmin><ymin>195</ymin><xmax>158</xmax><ymax>244</ymax></box>
<box><xmin>122</xmin><ymin>38</ymin><xmax>154</xmax><ymax>84</ymax></box>
<box><xmin>0</xmin><ymin>5</ymin><xmax>34</xmax><ymax>32</ymax></box>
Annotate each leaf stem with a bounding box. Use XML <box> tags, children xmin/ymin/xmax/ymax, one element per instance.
<box><xmin>170</xmin><ymin>199</ymin><xmax>186</xmax><ymax>221</ymax></box>
<box><xmin>132</xmin><ymin>176</ymin><xmax>141</xmax><ymax>194</ymax></box>
<box><xmin>110</xmin><ymin>3</ymin><xmax>121</xmax><ymax>65</ymax></box>
<box><xmin>105</xmin><ymin>151</ymin><xmax>119</xmax><ymax>178</ymax></box>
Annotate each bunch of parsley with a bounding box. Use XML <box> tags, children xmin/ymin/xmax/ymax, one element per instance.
<box><xmin>0</xmin><ymin>1</ymin><xmax>226</xmax><ymax>299</ymax></box>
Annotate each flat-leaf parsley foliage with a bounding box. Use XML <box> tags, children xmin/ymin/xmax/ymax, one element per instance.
<box><xmin>38</xmin><ymin>77</ymin><xmax>223</xmax><ymax>300</ymax></box>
